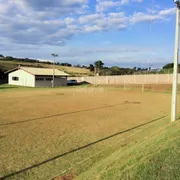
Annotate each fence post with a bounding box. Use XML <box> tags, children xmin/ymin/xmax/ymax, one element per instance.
<box><xmin>133</xmin><ymin>75</ymin><xmax>136</xmax><ymax>84</ymax></box>
<box><xmin>168</xmin><ymin>73</ymin><xmax>170</xmax><ymax>84</ymax></box>
<box><xmin>156</xmin><ymin>74</ymin><xmax>158</xmax><ymax>84</ymax></box>
<box><xmin>142</xmin><ymin>83</ymin><xmax>144</xmax><ymax>92</ymax></box>
<box><xmin>94</xmin><ymin>76</ymin><xmax>96</xmax><ymax>86</ymax></box>
<box><xmin>144</xmin><ymin>74</ymin><xmax>147</xmax><ymax>84</ymax></box>
<box><xmin>106</xmin><ymin>76</ymin><xmax>108</xmax><ymax>84</ymax></box>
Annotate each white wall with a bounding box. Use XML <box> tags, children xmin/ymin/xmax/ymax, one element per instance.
<box><xmin>35</xmin><ymin>76</ymin><xmax>67</xmax><ymax>87</ymax></box>
<box><xmin>9</xmin><ymin>69</ymin><xmax>35</xmax><ymax>87</ymax></box>
<box><xmin>68</xmin><ymin>74</ymin><xmax>180</xmax><ymax>85</ymax></box>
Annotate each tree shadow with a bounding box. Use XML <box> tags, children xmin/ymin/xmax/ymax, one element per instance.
<box><xmin>0</xmin><ymin>103</ymin><xmax>125</xmax><ymax>127</ymax></box>
<box><xmin>1</xmin><ymin>115</ymin><xmax>167</xmax><ymax>180</ymax></box>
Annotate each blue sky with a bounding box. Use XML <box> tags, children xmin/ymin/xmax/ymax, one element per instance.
<box><xmin>0</xmin><ymin>0</ymin><xmax>177</xmax><ymax>68</ymax></box>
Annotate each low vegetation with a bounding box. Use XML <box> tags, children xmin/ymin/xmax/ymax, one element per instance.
<box><xmin>77</xmin><ymin>119</ymin><xmax>180</xmax><ymax>180</ymax></box>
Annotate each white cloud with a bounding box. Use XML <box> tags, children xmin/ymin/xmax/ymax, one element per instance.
<box><xmin>108</xmin><ymin>12</ymin><xmax>125</xmax><ymax>17</ymax></box>
<box><xmin>159</xmin><ymin>8</ymin><xmax>175</xmax><ymax>16</ymax></box>
<box><xmin>0</xmin><ymin>0</ymin><xmax>176</xmax><ymax>50</ymax></box>
<box><xmin>130</xmin><ymin>7</ymin><xmax>175</xmax><ymax>24</ymax></box>
<box><xmin>121</xmin><ymin>0</ymin><xmax>129</xmax><ymax>5</ymax></box>
<box><xmin>96</xmin><ymin>0</ymin><xmax>119</xmax><ymax>13</ymax></box>
<box><xmin>79</xmin><ymin>14</ymin><xmax>105</xmax><ymax>24</ymax></box>
<box><xmin>96</xmin><ymin>0</ymin><xmax>130</xmax><ymax>13</ymax></box>
<box><xmin>96</xmin><ymin>0</ymin><xmax>144</xmax><ymax>13</ymax></box>
<box><xmin>132</xmin><ymin>0</ymin><xmax>143</xmax><ymax>2</ymax></box>
<box><xmin>147</xmin><ymin>8</ymin><xmax>157</xmax><ymax>14</ymax></box>
<box><xmin>131</xmin><ymin>12</ymin><xmax>162</xmax><ymax>24</ymax></box>
<box><xmin>64</xmin><ymin>17</ymin><xmax>76</xmax><ymax>25</ymax></box>
<box><xmin>0</xmin><ymin>4</ymin><xmax>9</xmax><ymax>13</ymax></box>
<box><xmin>0</xmin><ymin>0</ymin><xmax>87</xmax><ymax>46</ymax></box>
<box><xmin>107</xmin><ymin>14</ymin><xmax>128</xmax><ymax>28</ymax></box>
<box><xmin>84</xmin><ymin>25</ymin><xmax>102</xmax><ymax>32</ymax></box>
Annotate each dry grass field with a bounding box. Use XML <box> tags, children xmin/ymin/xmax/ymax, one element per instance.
<box><xmin>0</xmin><ymin>60</ymin><xmax>90</xmax><ymax>76</ymax></box>
<box><xmin>0</xmin><ymin>85</ymin><xmax>179</xmax><ymax>179</ymax></box>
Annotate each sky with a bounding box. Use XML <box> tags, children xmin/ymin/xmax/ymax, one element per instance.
<box><xmin>0</xmin><ymin>0</ymin><xmax>177</xmax><ymax>68</ymax></box>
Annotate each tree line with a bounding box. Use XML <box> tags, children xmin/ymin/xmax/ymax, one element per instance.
<box><xmin>0</xmin><ymin>54</ymin><xmax>179</xmax><ymax>76</ymax></box>
<box><xmin>88</xmin><ymin>60</ymin><xmax>136</xmax><ymax>75</ymax></box>
<box><xmin>162</xmin><ymin>63</ymin><xmax>180</xmax><ymax>69</ymax></box>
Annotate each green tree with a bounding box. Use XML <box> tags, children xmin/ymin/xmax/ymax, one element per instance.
<box><xmin>163</xmin><ymin>63</ymin><xmax>180</xmax><ymax>69</ymax></box>
<box><xmin>5</xmin><ymin>56</ymin><xmax>14</xmax><ymax>61</ymax></box>
<box><xmin>0</xmin><ymin>54</ymin><xmax>4</xmax><ymax>58</ymax></box>
<box><xmin>94</xmin><ymin>60</ymin><xmax>104</xmax><ymax>75</ymax></box>
<box><xmin>61</xmin><ymin>63</ymin><xmax>72</xmax><ymax>67</ymax></box>
<box><xmin>110</xmin><ymin>66</ymin><xmax>121</xmax><ymax>75</ymax></box>
<box><xmin>89</xmin><ymin>64</ymin><xmax>94</xmax><ymax>72</ymax></box>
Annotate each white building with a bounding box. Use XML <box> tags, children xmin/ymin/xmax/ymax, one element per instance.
<box><xmin>7</xmin><ymin>66</ymin><xmax>69</xmax><ymax>87</ymax></box>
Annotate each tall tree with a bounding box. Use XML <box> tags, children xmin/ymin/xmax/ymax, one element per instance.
<box><xmin>89</xmin><ymin>64</ymin><xmax>94</xmax><ymax>72</ymax></box>
<box><xmin>94</xmin><ymin>60</ymin><xmax>104</xmax><ymax>75</ymax></box>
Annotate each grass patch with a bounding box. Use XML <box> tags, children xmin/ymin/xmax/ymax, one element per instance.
<box><xmin>77</xmin><ymin>120</ymin><xmax>180</xmax><ymax>180</ymax></box>
<box><xmin>0</xmin><ymin>84</ymin><xmax>31</xmax><ymax>91</ymax></box>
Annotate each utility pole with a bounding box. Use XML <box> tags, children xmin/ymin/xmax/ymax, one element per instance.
<box><xmin>51</xmin><ymin>53</ymin><xmax>58</xmax><ymax>88</ymax></box>
<box><xmin>171</xmin><ymin>0</ymin><xmax>180</xmax><ymax>122</ymax></box>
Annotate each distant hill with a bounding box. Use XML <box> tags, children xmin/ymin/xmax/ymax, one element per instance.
<box><xmin>0</xmin><ymin>59</ymin><xmax>91</xmax><ymax>76</ymax></box>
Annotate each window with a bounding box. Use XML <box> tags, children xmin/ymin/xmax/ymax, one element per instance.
<box><xmin>36</xmin><ymin>78</ymin><xmax>44</xmax><ymax>81</ymax></box>
<box><xmin>46</xmin><ymin>78</ymin><xmax>53</xmax><ymax>81</ymax></box>
<box><xmin>12</xmin><ymin>77</ymin><xmax>19</xmax><ymax>81</ymax></box>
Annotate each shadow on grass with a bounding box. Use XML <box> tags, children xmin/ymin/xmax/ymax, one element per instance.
<box><xmin>67</xmin><ymin>81</ymin><xmax>91</xmax><ymax>86</ymax></box>
<box><xmin>0</xmin><ymin>86</ymin><xmax>19</xmax><ymax>90</ymax></box>
<box><xmin>1</xmin><ymin>115</ymin><xmax>167</xmax><ymax>180</ymax></box>
<box><xmin>0</xmin><ymin>103</ymin><xmax>126</xmax><ymax>127</ymax></box>
<box><xmin>77</xmin><ymin>81</ymin><xmax>91</xmax><ymax>85</ymax></box>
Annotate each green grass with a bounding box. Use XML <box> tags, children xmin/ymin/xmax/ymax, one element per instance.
<box><xmin>0</xmin><ymin>84</ymin><xmax>31</xmax><ymax>91</ymax></box>
<box><xmin>0</xmin><ymin>84</ymin><xmax>93</xmax><ymax>92</ymax></box>
<box><xmin>77</xmin><ymin>119</ymin><xmax>180</xmax><ymax>180</ymax></box>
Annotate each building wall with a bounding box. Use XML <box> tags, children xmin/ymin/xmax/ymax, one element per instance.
<box><xmin>35</xmin><ymin>76</ymin><xmax>67</xmax><ymax>87</ymax></box>
<box><xmin>68</xmin><ymin>74</ymin><xmax>180</xmax><ymax>85</ymax></box>
<box><xmin>9</xmin><ymin>69</ymin><xmax>35</xmax><ymax>87</ymax></box>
